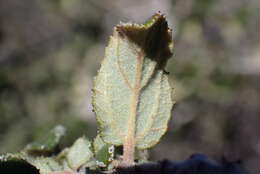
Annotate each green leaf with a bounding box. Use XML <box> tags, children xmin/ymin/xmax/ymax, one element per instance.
<box><xmin>93</xmin><ymin>135</ymin><xmax>114</xmax><ymax>166</ymax></box>
<box><xmin>0</xmin><ymin>126</ymin><xmax>101</xmax><ymax>173</ymax></box>
<box><xmin>92</xmin><ymin>12</ymin><xmax>174</xmax><ymax>154</ymax></box>
<box><xmin>0</xmin><ymin>125</ymin><xmax>68</xmax><ymax>174</ymax></box>
<box><xmin>25</xmin><ymin>125</ymin><xmax>66</xmax><ymax>155</ymax></box>
<box><xmin>26</xmin><ymin>156</ymin><xmax>63</xmax><ymax>173</ymax></box>
<box><xmin>66</xmin><ymin>137</ymin><xmax>94</xmax><ymax>170</ymax></box>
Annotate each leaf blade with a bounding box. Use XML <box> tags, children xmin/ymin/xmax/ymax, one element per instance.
<box><xmin>66</xmin><ymin>137</ymin><xmax>94</xmax><ymax>170</ymax></box>
<box><xmin>92</xmin><ymin>13</ymin><xmax>174</xmax><ymax>152</ymax></box>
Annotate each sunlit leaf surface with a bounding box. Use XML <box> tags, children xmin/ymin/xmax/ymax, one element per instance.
<box><xmin>92</xmin><ymin>13</ymin><xmax>174</xmax><ymax>149</ymax></box>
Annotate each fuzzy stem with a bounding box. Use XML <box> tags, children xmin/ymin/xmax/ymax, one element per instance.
<box><xmin>122</xmin><ymin>137</ymin><xmax>135</xmax><ymax>165</ymax></box>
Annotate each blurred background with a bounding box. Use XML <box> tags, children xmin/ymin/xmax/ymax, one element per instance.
<box><xmin>0</xmin><ymin>0</ymin><xmax>259</xmax><ymax>173</ymax></box>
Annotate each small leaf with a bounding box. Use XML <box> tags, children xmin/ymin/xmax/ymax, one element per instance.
<box><xmin>66</xmin><ymin>137</ymin><xmax>94</xmax><ymax>170</ymax></box>
<box><xmin>25</xmin><ymin>125</ymin><xmax>66</xmax><ymax>155</ymax></box>
<box><xmin>27</xmin><ymin>156</ymin><xmax>63</xmax><ymax>174</ymax></box>
<box><xmin>93</xmin><ymin>135</ymin><xmax>113</xmax><ymax>166</ymax></box>
<box><xmin>92</xmin><ymin>13</ymin><xmax>174</xmax><ymax>163</ymax></box>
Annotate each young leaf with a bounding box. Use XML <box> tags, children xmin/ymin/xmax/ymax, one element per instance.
<box><xmin>93</xmin><ymin>135</ymin><xmax>114</xmax><ymax>166</ymax></box>
<box><xmin>66</xmin><ymin>137</ymin><xmax>94</xmax><ymax>170</ymax></box>
<box><xmin>27</xmin><ymin>156</ymin><xmax>63</xmax><ymax>173</ymax></box>
<box><xmin>0</xmin><ymin>127</ymin><xmax>95</xmax><ymax>174</ymax></box>
<box><xmin>92</xmin><ymin>13</ymin><xmax>174</xmax><ymax>164</ymax></box>
<box><xmin>25</xmin><ymin>125</ymin><xmax>66</xmax><ymax>155</ymax></box>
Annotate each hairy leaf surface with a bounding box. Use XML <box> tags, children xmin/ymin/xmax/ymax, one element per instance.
<box><xmin>92</xmin><ymin>13</ymin><xmax>174</xmax><ymax>149</ymax></box>
<box><xmin>66</xmin><ymin>137</ymin><xmax>94</xmax><ymax>170</ymax></box>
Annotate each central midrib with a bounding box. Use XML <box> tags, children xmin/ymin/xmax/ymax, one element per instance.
<box><xmin>123</xmin><ymin>50</ymin><xmax>144</xmax><ymax>164</ymax></box>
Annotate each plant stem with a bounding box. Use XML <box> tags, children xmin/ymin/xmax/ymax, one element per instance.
<box><xmin>122</xmin><ymin>137</ymin><xmax>135</xmax><ymax>165</ymax></box>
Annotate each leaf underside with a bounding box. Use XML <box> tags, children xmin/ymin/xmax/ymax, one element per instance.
<box><xmin>67</xmin><ymin>137</ymin><xmax>94</xmax><ymax>170</ymax></box>
<box><xmin>92</xmin><ymin>13</ymin><xmax>174</xmax><ymax>149</ymax></box>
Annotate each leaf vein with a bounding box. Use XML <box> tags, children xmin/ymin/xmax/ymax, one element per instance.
<box><xmin>116</xmin><ymin>38</ymin><xmax>134</xmax><ymax>91</ymax></box>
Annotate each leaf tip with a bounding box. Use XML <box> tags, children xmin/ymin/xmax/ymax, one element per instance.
<box><xmin>114</xmin><ymin>13</ymin><xmax>173</xmax><ymax>68</ymax></box>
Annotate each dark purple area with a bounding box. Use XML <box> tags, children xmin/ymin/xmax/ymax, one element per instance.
<box><xmin>115</xmin><ymin>154</ymin><xmax>250</xmax><ymax>174</ymax></box>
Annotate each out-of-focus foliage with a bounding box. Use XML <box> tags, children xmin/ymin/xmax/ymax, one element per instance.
<box><xmin>0</xmin><ymin>126</ymin><xmax>109</xmax><ymax>173</ymax></box>
<box><xmin>0</xmin><ymin>0</ymin><xmax>259</xmax><ymax>173</ymax></box>
<box><xmin>24</xmin><ymin>125</ymin><xmax>66</xmax><ymax>155</ymax></box>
